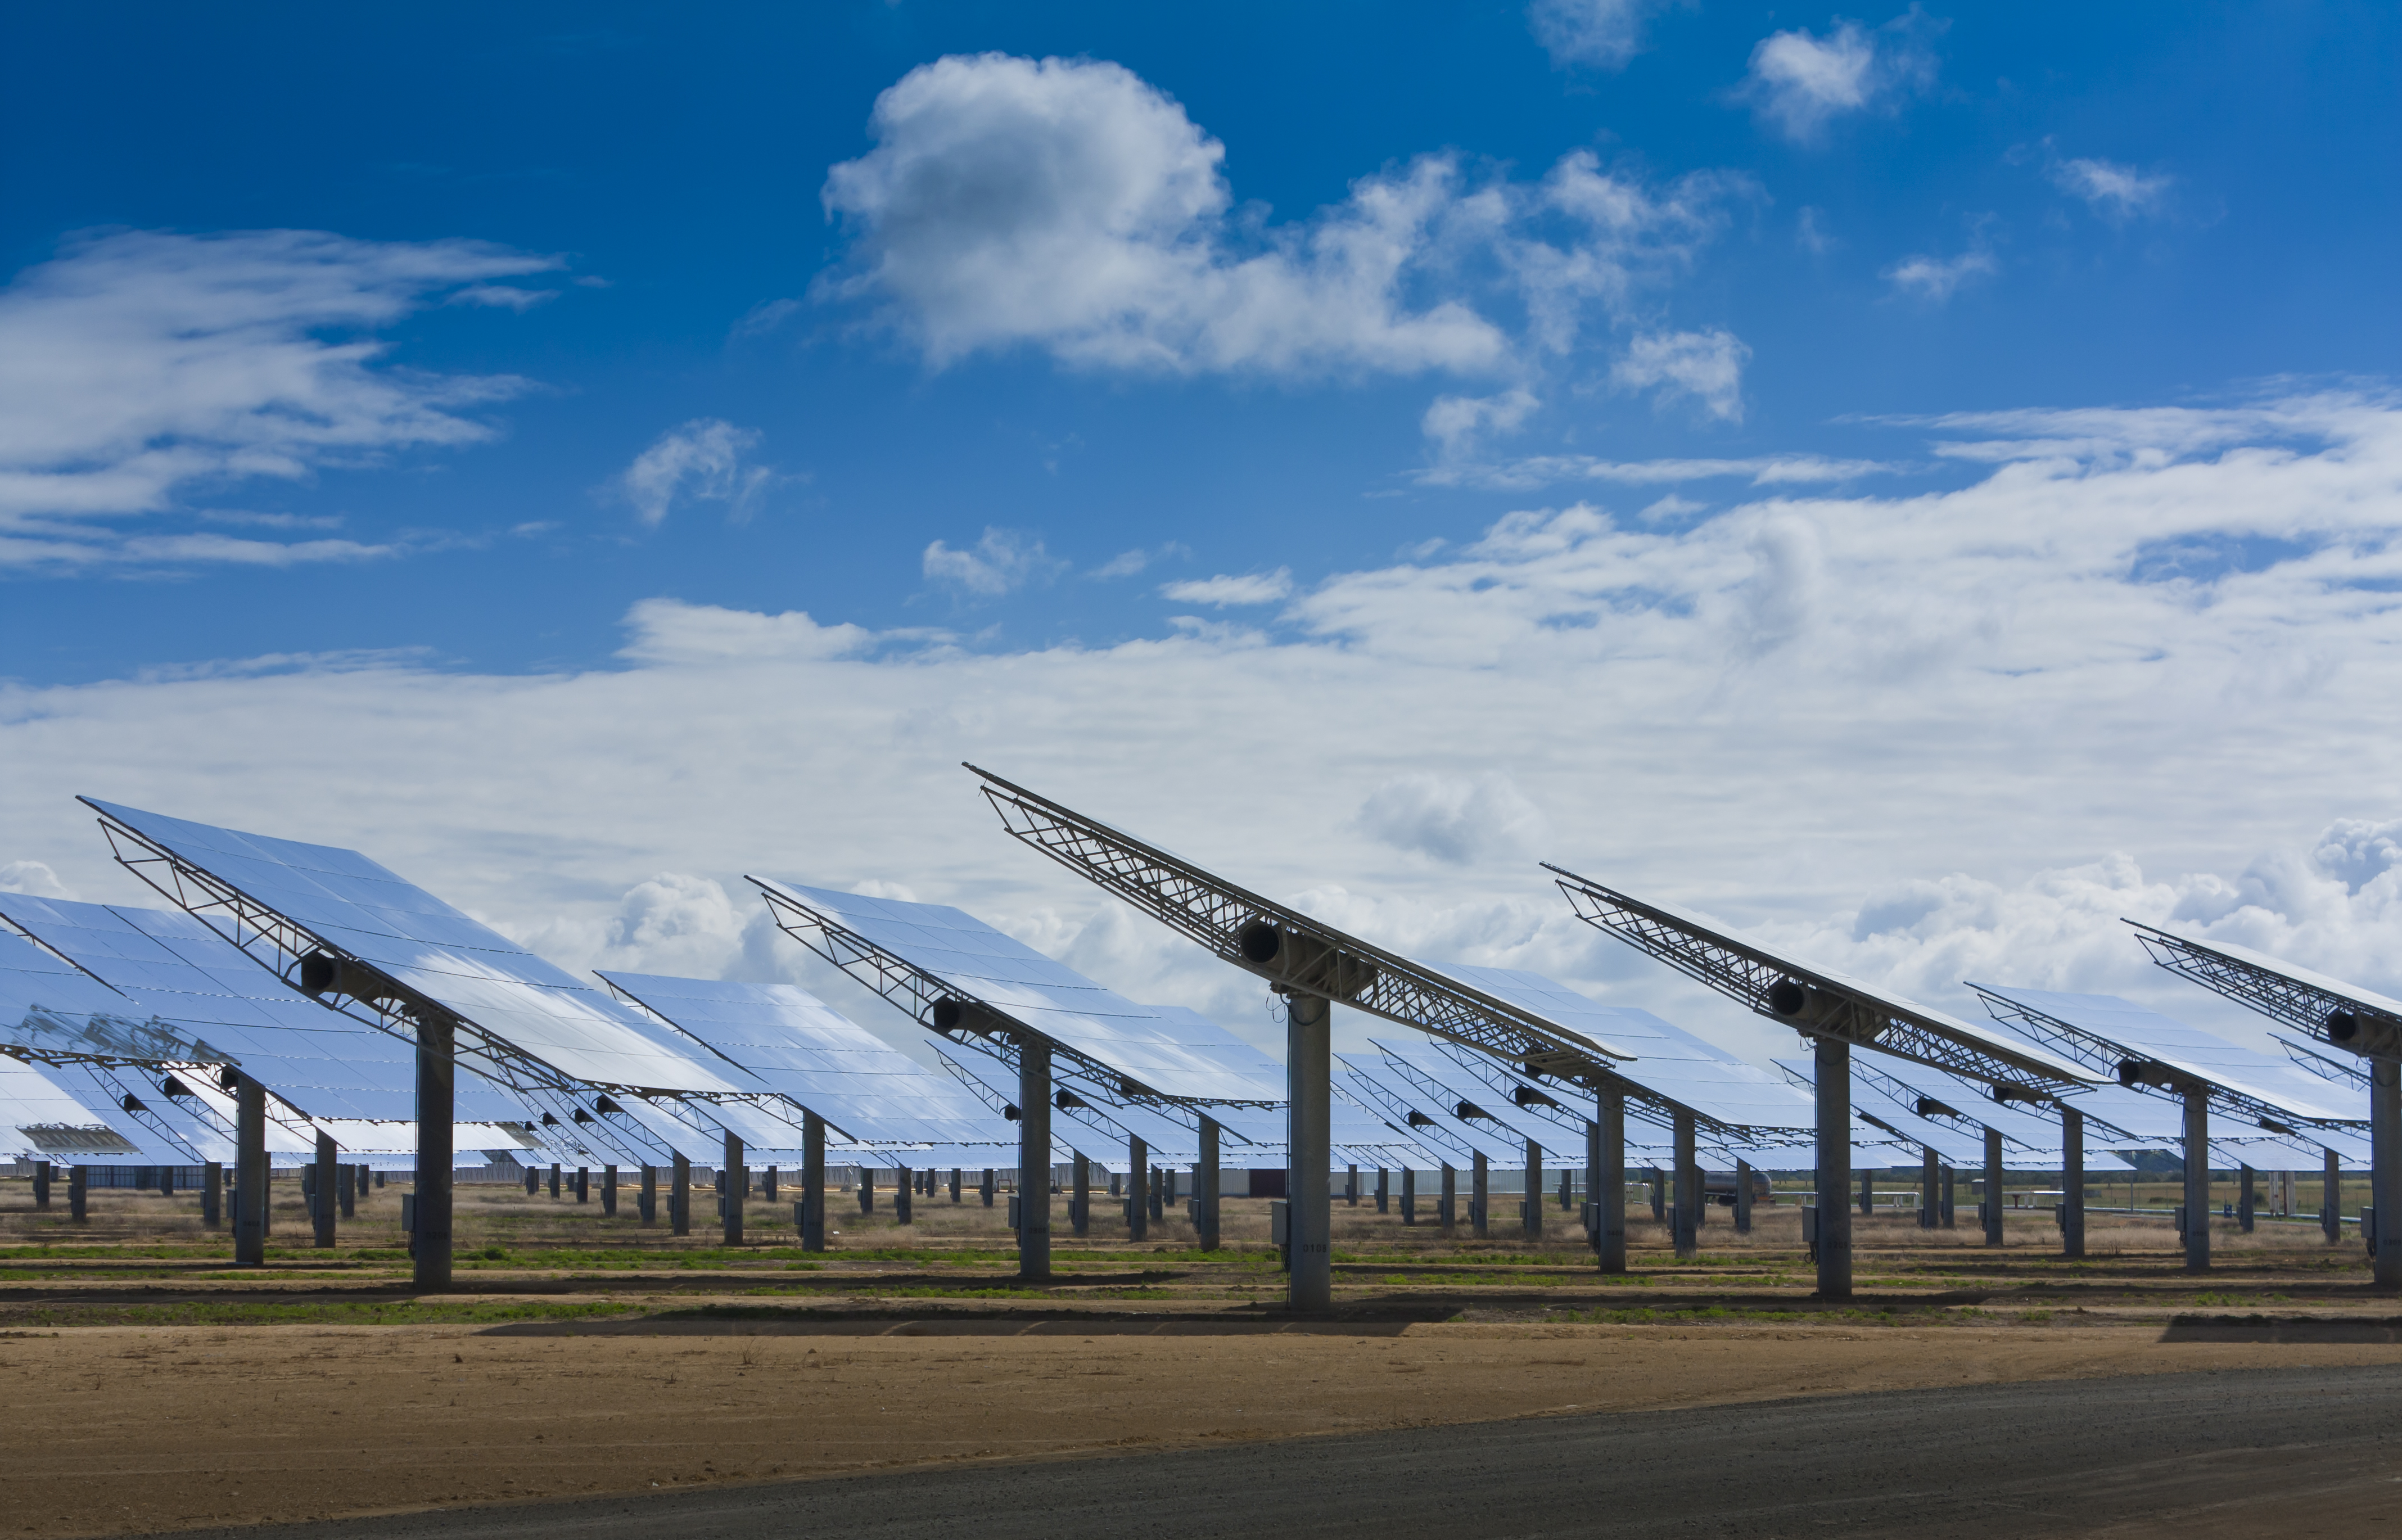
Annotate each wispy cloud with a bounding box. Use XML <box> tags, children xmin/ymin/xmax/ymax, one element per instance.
<box><xmin>0</xmin><ymin>228</ymin><xmax>559</xmax><ymax>569</ymax></box>
<box><xmin>2049</xmin><ymin>155</ymin><xmax>2175</xmax><ymax>221</ymax></box>
<box><xmin>1610</xmin><ymin>328</ymin><xmax>1751</xmax><ymax>422</ymax></box>
<box><xmin>1160</xmin><ymin>568</ymin><xmax>1294</xmax><ymax>607</ymax></box>
<box><xmin>618</xmin><ymin>419</ymin><xmax>780</xmax><ymax>527</ymax></box>
<box><xmin>1525</xmin><ymin>0</ymin><xmax>1673</xmax><ymax>70</ymax></box>
<box><xmin>923</xmin><ymin>527</ymin><xmax>1068</xmax><ymax>596</ymax></box>
<box><xmin>1416</xmin><ymin>453</ymin><xmax>1899</xmax><ymax>492</ymax></box>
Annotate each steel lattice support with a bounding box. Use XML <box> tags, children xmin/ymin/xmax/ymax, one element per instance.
<box><xmin>2130</xmin><ymin>922</ymin><xmax>2402</xmax><ymax>1058</ymax></box>
<box><xmin>968</xmin><ymin>767</ymin><xmax>1629</xmax><ymax>1080</ymax></box>
<box><xmin>1546</xmin><ymin>865</ymin><xmax>2083</xmax><ymax>1090</ymax></box>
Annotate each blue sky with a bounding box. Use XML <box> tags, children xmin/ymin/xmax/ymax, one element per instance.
<box><xmin>5</xmin><ymin>2</ymin><xmax>2392</xmax><ymax>679</ymax></box>
<box><xmin>3</xmin><ymin>2</ymin><xmax>2400</xmax><ymax>1063</ymax></box>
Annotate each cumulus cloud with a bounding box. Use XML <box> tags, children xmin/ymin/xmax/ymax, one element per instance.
<box><xmin>1159</xmin><ymin>569</ymin><xmax>1294</xmax><ymax>607</ymax></box>
<box><xmin>0</xmin><ymin>228</ymin><xmax>558</xmax><ymax>568</ymax></box>
<box><xmin>618</xmin><ymin>419</ymin><xmax>778</xmax><ymax>527</ymax></box>
<box><xmin>1610</xmin><ymin>328</ymin><xmax>1751</xmax><ymax>421</ymax></box>
<box><xmin>11</xmin><ymin>391</ymin><xmax>2402</xmax><ymax>1064</ymax></box>
<box><xmin>2049</xmin><ymin>156</ymin><xmax>2175</xmax><ymax>221</ymax></box>
<box><xmin>1356</xmin><ymin>774</ymin><xmax>1549</xmax><ymax>865</ymax></box>
<box><xmin>1732</xmin><ymin>10</ymin><xmax>1943</xmax><ymax>144</ymax></box>
<box><xmin>0</xmin><ymin>861</ymin><xmax>76</xmax><ymax>900</ymax></box>
<box><xmin>1527</xmin><ymin>0</ymin><xmax>1671</xmax><ymax>69</ymax></box>
<box><xmin>922</xmin><ymin>526</ymin><xmax>1068</xmax><ymax>595</ymax></box>
<box><xmin>818</xmin><ymin>54</ymin><xmax>1744</xmax><ymax>380</ymax></box>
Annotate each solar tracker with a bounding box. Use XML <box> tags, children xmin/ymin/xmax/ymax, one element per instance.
<box><xmin>1970</xmin><ymin>984</ymin><xmax>2363</xmax><ymax>1127</ymax></box>
<box><xmin>599</xmin><ymin>972</ymin><xmax>1009</xmax><ymax>1149</ymax></box>
<box><xmin>1339</xmin><ymin>1047</ymin><xmax>1532</xmax><ymax>1166</ymax></box>
<box><xmin>1</xmin><ymin>895</ymin><xmax>527</xmax><ymax>1124</ymax></box>
<box><xmin>82</xmin><ymin>799</ymin><xmax>748</xmax><ymax>1098</ymax></box>
<box><xmin>2277</xmin><ymin>1033</ymin><xmax>2372</xmax><ymax>1091</ymax></box>
<box><xmin>930</xmin><ymin>1044</ymin><xmax>1092</xmax><ymax>1163</ymax></box>
<box><xmin>1547</xmin><ymin>870</ymin><xmax>2098</xmax><ymax>1090</ymax></box>
<box><xmin>2126</xmin><ymin>922</ymin><xmax>2402</xmax><ymax>1059</ymax></box>
<box><xmin>0</xmin><ymin>1055</ymin><xmax>184</xmax><ymax>1163</ymax></box>
<box><xmin>1792</xmin><ymin>1058</ymin><xmax>2083</xmax><ymax>1169</ymax></box>
<box><xmin>968</xmin><ymin>768</ymin><xmax>1636</xmax><ymax>1074</ymax></box>
<box><xmin>1429</xmin><ymin>963</ymin><xmax>1818</xmax><ymax>1135</ymax></box>
<box><xmin>749</xmin><ymin>879</ymin><xmax>1286</xmax><ymax>1105</ymax></box>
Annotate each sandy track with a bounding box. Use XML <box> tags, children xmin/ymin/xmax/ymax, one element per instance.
<box><xmin>5</xmin><ymin>1317</ymin><xmax>2397</xmax><ymax>1537</ymax></box>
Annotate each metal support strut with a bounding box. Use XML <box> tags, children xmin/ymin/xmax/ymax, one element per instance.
<box><xmin>413</xmin><ymin>1013</ymin><xmax>454</xmax><ymax>1292</ymax></box>
<box><xmin>1813</xmin><ymin>1037</ymin><xmax>1852</xmax><ymax>1300</ymax></box>
<box><xmin>1197</xmin><ymin>1114</ymin><xmax>1221</xmax><ymax>1250</ymax></box>
<box><xmin>2182</xmin><ymin>1084</ymin><xmax>2210</xmax><ymax>1273</ymax></box>
<box><xmin>1018</xmin><ymin>1037</ymin><xmax>1051</xmax><ymax>1282</ymax></box>
<box><xmin>1286</xmin><ymin>991</ymin><xmax>1332</xmax><ymax>1312</ymax></box>
<box><xmin>1595</xmin><ymin>1090</ymin><xmax>1625</xmax><ymax>1271</ymax></box>
<box><xmin>2061</xmin><ymin>1106</ymin><xmax>2085</xmax><ymax>1258</ymax></box>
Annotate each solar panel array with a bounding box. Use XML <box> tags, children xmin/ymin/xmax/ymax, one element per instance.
<box><xmin>756</xmin><ymin>880</ymin><xmax>1285</xmax><ymax>1103</ymax></box>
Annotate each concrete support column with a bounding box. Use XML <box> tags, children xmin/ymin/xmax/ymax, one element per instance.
<box><xmin>2061</xmin><ymin>1107</ymin><xmax>2085</xmax><ymax>1259</ymax></box>
<box><xmin>236</xmin><ymin>1073</ymin><xmax>267</xmax><ymax>1266</ymax></box>
<box><xmin>949</xmin><ymin>1168</ymin><xmax>961</xmax><ymax>1203</ymax></box>
<box><xmin>1071</xmin><ymin>1153</ymin><xmax>1090</xmax><ymax>1238</ymax></box>
<box><xmin>525</xmin><ymin>1167</ymin><xmax>539</xmax><ymax>1198</ymax></box>
<box><xmin>337</xmin><ymin>1162</ymin><xmax>356</xmax><ymax>1220</ymax></box>
<box><xmin>2373</xmin><ymin>1059</ymin><xmax>2401</xmax><ymax>1288</ymax></box>
<box><xmin>981</xmin><ymin>1168</ymin><xmax>996</xmax><ymax>1207</ymax></box>
<box><xmin>1285</xmin><ymin>990</ymin><xmax>1333</xmax><ymax>1313</ymax></box>
<box><xmin>1018</xmin><ymin>1038</ymin><xmax>1051</xmax><ymax>1282</ymax></box>
<box><xmin>1148</xmin><ymin>1164</ymin><xmax>1164</xmax><ymax>1224</ymax></box>
<box><xmin>575</xmin><ymin>1167</ymin><xmax>589</xmax><ymax>1204</ymax></box>
<box><xmin>1649</xmin><ymin>1167</ymin><xmax>1666</xmax><ymax>1223</ymax></box>
<box><xmin>671</xmin><ymin>1152</ymin><xmax>692</xmax><ymax>1238</ymax></box>
<box><xmin>413</xmin><ymin>1012</ymin><xmax>454</xmax><ymax>1291</ymax></box>
<box><xmin>313</xmin><ymin>1130</ymin><xmax>338</xmax><ymax>1249</ymax></box>
<box><xmin>1983</xmin><ymin>1127</ymin><xmax>2006</xmax><ymax>1248</ymax></box>
<box><xmin>1197</xmin><ymin>1116</ymin><xmax>1221</xmax><ymax>1251</ymax></box>
<box><xmin>2324</xmin><ymin>1148</ymin><xmax>2343</xmax><ymax>1245</ymax></box>
<box><xmin>762</xmin><ymin>1167</ymin><xmax>776</xmax><ymax>1204</ymax></box>
<box><xmin>722</xmin><ymin>1132</ymin><xmax>745</xmax><ymax>1246</ymax></box>
<box><xmin>30</xmin><ymin>1161</ymin><xmax>49</xmax><ymax>1211</ymax></box>
<box><xmin>1375</xmin><ymin>1166</ymin><xmax>1388</xmax><ymax>1214</ymax></box>
<box><xmin>1524</xmin><ymin>1140</ymin><xmax>1543</xmax><ymax>1241</ymax></box>
<box><xmin>1127</xmin><ymin>1135</ymin><xmax>1148</xmax><ymax>1240</ymax></box>
<box><xmin>1438</xmin><ymin>1163</ymin><xmax>1456</xmax><ymax>1236</ymax></box>
<box><xmin>1941</xmin><ymin>1166</ymin><xmax>1956</xmax><ymax>1228</ymax></box>
<box><xmin>1920</xmin><ymin>1146</ymin><xmax>1938</xmax><ymax>1230</ymax></box>
<box><xmin>69</xmin><ymin>1164</ymin><xmax>88</xmax><ymax>1222</ymax></box>
<box><xmin>2238</xmin><ymin>1164</ymin><xmax>2255</xmax><ymax>1234</ymax></box>
<box><xmin>1812</xmin><ymin>1036</ymin><xmax>1853</xmax><ymax>1300</ymax></box>
<box><xmin>1470</xmin><ymin>1150</ymin><xmax>1489</xmax><ymax>1240</ymax></box>
<box><xmin>1596</xmin><ymin>1091</ymin><xmax>1626</xmax><ymax>1272</ymax></box>
<box><xmin>1346</xmin><ymin>1164</ymin><xmax>1358</xmax><ymax>1207</ymax></box>
<box><xmin>1402</xmin><ymin>1166</ymin><xmax>1417</xmax><ymax>1226</ymax></box>
<box><xmin>1859</xmin><ymin>1167</ymin><xmax>1874</xmax><ymax>1217</ymax></box>
<box><xmin>549</xmin><ymin>1163</ymin><xmax>561</xmax><ymax>1199</ymax></box>
<box><xmin>602</xmin><ymin>1166</ymin><xmax>617</xmax><ymax>1217</ymax></box>
<box><xmin>201</xmin><ymin>1160</ymin><xmax>221</xmax><ymax>1227</ymax></box>
<box><xmin>1734</xmin><ymin>1158</ymin><xmax>1754</xmax><ymax>1236</ymax></box>
<box><xmin>2182</xmin><ymin>1085</ymin><xmax>2210</xmax><ymax>1273</ymax></box>
<box><xmin>1672</xmin><ymin>1110</ymin><xmax>1697</xmax><ymax>1259</ymax></box>
<box><xmin>801</xmin><ymin>1112</ymin><xmax>826</xmax><ymax>1251</ymax></box>
<box><xmin>896</xmin><ymin>1165</ymin><xmax>914</xmax><ymax>1225</ymax></box>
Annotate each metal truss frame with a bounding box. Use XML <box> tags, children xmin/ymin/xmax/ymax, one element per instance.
<box><xmin>1971</xmin><ymin>984</ymin><xmax>2364</xmax><ymax>1136</ymax></box>
<box><xmin>1334</xmin><ymin>1059</ymin><xmax>1478</xmax><ymax>1167</ymax></box>
<box><xmin>967</xmin><ymin>766</ymin><xmax>1631</xmax><ymax>1083</ymax></box>
<box><xmin>2128</xmin><ymin>921</ymin><xmax>2402</xmax><ymax>1060</ymax></box>
<box><xmin>2279</xmin><ymin>1034</ymin><xmax>2373</xmax><ymax>1091</ymax></box>
<box><xmin>1849</xmin><ymin>1056</ymin><xmax>2061</xmax><ymax>1155</ymax></box>
<box><xmin>1545</xmin><ymin>864</ymin><xmax>2082</xmax><ymax>1090</ymax></box>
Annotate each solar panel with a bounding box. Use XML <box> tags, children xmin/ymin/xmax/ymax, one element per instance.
<box><xmin>0</xmin><ymin>1055</ymin><xmax>189</xmax><ymax>1163</ymax></box>
<box><xmin>0</xmin><ymin>895</ymin><xmax>532</xmax><ymax>1124</ymax></box>
<box><xmin>927</xmin><ymin>1044</ymin><xmax>1091</xmax><ymax>1164</ymax></box>
<box><xmin>1338</xmin><ymin>1047</ymin><xmax>1530</xmax><ymax>1164</ymax></box>
<box><xmin>752</xmin><ymin>879</ymin><xmax>1286</xmax><ymax>1104</ymax></box>
<box><xmin>600</xmin><ymin>970</ymin><xmax>1012</xmax><ymax>1148</ymax></box>
<box><xmin>1973</xmin><ymin>984</ymin><xmax>2363</xmax><ymax>1126</ymax></box>
<box><xmin>83</xmin><ymin>800</ymin><xmax>750</xmax><ymax>1097</ymax></box>
<box><xmin>1548</xmin><ymin>867</ymin><xmax>2101</xmax><ymax>1087</ymax></box>
<box><xmin>1430</xmin><ymin>963</ymin><xmax>1819</xmax><ymax>1133</ymax></box>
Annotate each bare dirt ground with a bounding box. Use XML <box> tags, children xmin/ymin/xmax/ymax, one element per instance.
<box><xmin>6</xmin><ymin>1178</ymin><xmax>2398</xmax><ymax>1538</ymax></box>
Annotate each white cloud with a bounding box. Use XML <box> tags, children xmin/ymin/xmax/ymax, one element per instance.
<box><xmin>1527</xmin><ymin>0</ymin><xmax>1670</xmax><ymax>69</ymax></box>
<box><xmin>11</xmin><ymin>391</ymin><xmax>2402</xmax><ymax>1064</ymax></box>
<box><xmin>1733</xmin><ymin>10</ymin><xmax>1943</xmax><ymax>144</ymax></box>
<box><xmin>1610</xmin><ymin>328</ymin><xmax>1751</xmax><ymax>421</ymax></box>
<box><xmin>0</xmin><ymin>228</ymin><xmax>558</xmax><ymax>568</ymax></box>
<box><xmin>618</xmin><ymin>419</ymin><xmax>777</xmax><ymax>527</ymax></box>
<box><xmin>1885</xmin><ymin>243</ymin><xmax>1999</xmax><ymax>303</ymax></box>
<box><xmin>1423</xmin><ymin>389</ymin><xmax>1541</xmax><ymax>460</ymax></box>
<box><xmin>2050</xmin><ymin>156</ymin><xmax>2175</xmax><ymax>221</ymax></box>
<box><xmin>0</xmin><ymin>860</ymin><xmax>75</xmax><ymax>900</ymax></box>
<box><xmin>818</xmin><ymin>54</ymin><xmax>1744</xmax><ymax>380</ymax></box>
<box><xmin>1159</xmin><ymin>569</ymin><xmax>1294</xmax><ymax>607</ymax></box>
<box><xmin>1418</xmin><ymin>451</ymin><xmax>1895</xmax><ymax>493</ymax></box>
<box><xmin>922</xmin><ymin>527</ymin><xmax>1068</xmax><ymax>596</ymax></box>
<box><xmin>1086</xmin><ymin>541</ymin><xmax>1192</xmax><ymax>580</ymax></box>
<box><xmin>1356</xmin><ymin>774</ymin><xmax>1548</xmax><ymax>865</ymax></box>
